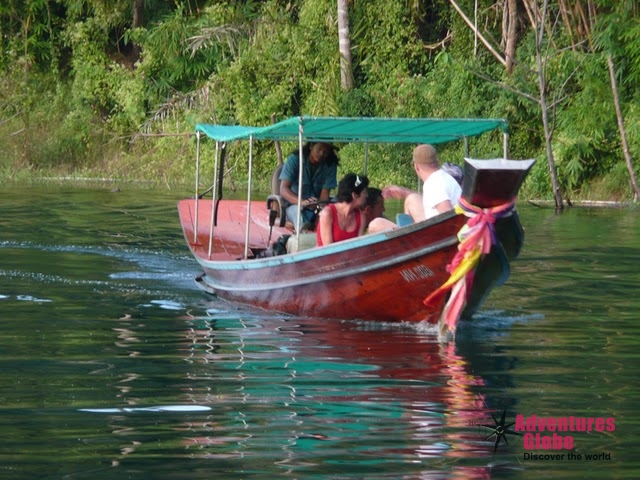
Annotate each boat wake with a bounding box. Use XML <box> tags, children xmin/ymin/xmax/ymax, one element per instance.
<box><xmin>346</xmin><ymin>308</ymin><xmax>542</xmax><ymax>341</ymax></box>
<box><xmin>1</xmin><ymin>239</ymin><xmax>195</xmax><ymax>285</ymax></box>
<box><xmin>456</xmin><ymin>308</ymin><xmax>544</xmax><ymax>341</ymax></box>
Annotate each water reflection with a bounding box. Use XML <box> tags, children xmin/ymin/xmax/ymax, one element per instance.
<box><xmin>3</xmin><ymin>187</ymin><xmax>638</xmax><ymax>479</ymax></box>
<box><xmin>102</xmin><ymin>309</ymin><xmax>517</xmax><ymax>477</ymax></box>
<box><xmin>74</xmin><ymin>304</ymin><xmax>519</xmax><ymax>476</ymax></box>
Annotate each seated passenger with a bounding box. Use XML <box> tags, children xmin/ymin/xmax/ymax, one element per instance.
<box><xmin>278</xmin><ymin>142</ymin><xmax>339</xmax><ymax>231</ymax></box>
<box><xmin>316</xmin><ymin>173</ymin><xmax>369</xmax><ymax>247</ymax></box>
<box><xmin>362</xmin><ymin>187</ymin><xmax>386</xmax><ymax>230</ymax></box>
<box><xmin>441</xmin><ymin>162</ymin><xmax>463</xmax><ymax>186</ymax></box>
<box><xmin>368</xmin><ymin>144</ymin><xmax>462</xmax><ymax>233</ymax></box>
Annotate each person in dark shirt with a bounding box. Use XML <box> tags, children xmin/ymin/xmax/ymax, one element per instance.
<box><xmin>279</xmin><ymin>142</ymin><xmax>339</xmax><ymax>231</ymax></box>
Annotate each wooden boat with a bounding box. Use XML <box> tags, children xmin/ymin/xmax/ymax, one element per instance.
<box><xmin>177</xmin><ymin>116</ymin><xmax>534</xmax><ymax>339</ymax></box>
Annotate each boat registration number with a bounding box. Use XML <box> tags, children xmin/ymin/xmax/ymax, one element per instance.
<box><xmin>400</xmin><ymin>265</ymin><xmax>435</xmax><ymax>282</ymax></box>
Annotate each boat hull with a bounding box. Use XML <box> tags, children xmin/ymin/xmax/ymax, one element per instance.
<box><xmin>178</xmin><ymin>198</ymin><xmax>523</xmax><ymax>324</ymax></box>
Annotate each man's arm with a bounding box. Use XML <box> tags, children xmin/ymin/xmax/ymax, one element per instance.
<box><xmin>319</xmin><ymin>164</ymin><xmax>338</xmax><ymax>202</ymax></box>
<box><xmin>280</xmin><ymin>180</ymin><xmax>317</xmax><ymax>208</ymax></box>
<box><xmin>434</xmin><ymin>200</ymin><xmax>454</xmax><ymax>213</ymax></box>
<box><xmin>404</xmin><ymin>192</ymin><xmax>425</xmax><ymax>222</ymax></box>
<box><xmin>382</xmin><ymin>185</ymin><xmax>416</xmax><ymax>199</ymax></box>
<box><xmin>279</xmin><ymin>179</ymin><xmax>297</xmax><ymax>205</ymax></box>
<box><xmin>318</xmin><ymin>188</ymin><xmax>331</xmax><ymax>203</ymax></box>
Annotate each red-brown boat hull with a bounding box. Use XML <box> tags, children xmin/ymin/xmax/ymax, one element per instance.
<box><xmin>178</xmin><ymin>198</ymin><xmax>522</xmax><ymax>324</ymax></box>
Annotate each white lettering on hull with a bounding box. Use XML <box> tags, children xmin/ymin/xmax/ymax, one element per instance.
<box><xmin>400</xmin><ymin>265</ymin><xmax>435</xmax><ymax>282</ymax></box>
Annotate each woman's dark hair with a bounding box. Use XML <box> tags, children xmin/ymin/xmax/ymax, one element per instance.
<box><xmin>289</xmin><ymin>142</ymin><xmax>340</xmax><ymax>166</ymax></box>
<box><xmin>335</xmin><ymin>173</ymin><xmax>369</xmax><ymax>203</ymax></box>
<box><xmin>365</xmin><ymin>187</ymin><xmax>382</xmax><ymax>209</ymax></box>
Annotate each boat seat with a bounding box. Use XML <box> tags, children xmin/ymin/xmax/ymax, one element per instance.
<box><xmin>396</xmin><ymin>213</ymin><xmax>414</xmax><ymax>227</ymax></box>
<box><xmin>266</xmin><ymin>163</ymin><xmax>288</xmax><ymax>228</ymax></box>
<box><xmin>286</xmin><ymin>233</ymin><xmax>317</xmax><ymax>254</ymax></box>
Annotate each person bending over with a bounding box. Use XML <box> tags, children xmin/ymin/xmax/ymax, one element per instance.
<box><xmin>362</xmin><ymin>187</ymin><xmax>385</xmax><ymax>231</ymax></box>
<box><xmin>316</xmin><ymin>173</ymin><xmax>369</xmax><ymax>246</ymax></box>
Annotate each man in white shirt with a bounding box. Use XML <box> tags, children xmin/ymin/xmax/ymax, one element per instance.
<box><xmin>406</xmin><ymin>144</ymin><xmax>462</xmax><ymax>221</ymax></box>
<box><xmin>368</xmin><ymin>144</ymin><xmax>462</xmax><ymax>232</ymax></box>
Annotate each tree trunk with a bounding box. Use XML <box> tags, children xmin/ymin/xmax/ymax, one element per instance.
<box><xmin>337</xmin><ymin>0</ymin><xmax>354</xmax><ymax>91</ymax></box>
<box><xmin>539</xmin><ymin>83</ymin><xmax>563</xmax><ymax>209</ymax></box>
<box><xmin>504</xmin><ymin>0</ymin><xmax>518</xmax><ymax>74</ymax></box>
<box><xmin>131</xmin><ymin>0</ymin><xmax>145</xmax><ymax>63</ymax></box>
<box><xmin>607</xmin><ymin>54</ymin><xmax>640</xmax><ymax>202</ymax></box>
<box><xmin>535</xmin><ymin>0</ymin><xmax>563</xmax><ymax>209</ymax></box>
<box><xmin>271</xmin><ymin>113</ymin><xmax>283</xmax><ymax>165</ymax></box>
<box><xmin>133</xmin><ymin>0</ymin><xmax>144</xmax><ymax>28</ymax></box>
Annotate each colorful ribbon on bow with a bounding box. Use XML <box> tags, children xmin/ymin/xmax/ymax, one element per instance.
<box><xmin>424</xmin><ymin>198</ymin><xmax>516</xmax><ymax>336</ymax></box>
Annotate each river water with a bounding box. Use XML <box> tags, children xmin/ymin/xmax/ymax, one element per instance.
<box><xmin>0</xmin><ymin>185</ymin><xmax>638</xmax><ymax>479</ymax></box>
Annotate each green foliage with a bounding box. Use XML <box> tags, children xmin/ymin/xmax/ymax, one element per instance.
<box><xmin>1</xmin><ymin>0</ymin><xmax>639</xmax><ymax>202</ymax></box>
<box><xmin>117</xmin><ymin>129</ymin><xmax>199</xmax><ymax>186</ymax></box>
<box><xmin>579</xmin><ymin>160</ymin><xmax>636</xmax><ymax>202</ymax></box>
<box><xmin>548</xmin><ymin>50</ymin><xmax>618</xmax><ymax>192</ymax></box>
<box><xmin>0</xmin><ymin>0</ymin><xmax>58</xmax><ymax>72</ymax></box>
<box><xmin>518</xmin><ymin>156</ymin><xmax>554</xmax><ymax>200</ymax></box>
<box><xmin>0</xmin><ymin>77</ymin><xmax>106</xmax><ymax>172</ymax></box>
<box><xmin>624</xmin><ymin>102</ymin><xmax>640</xmax><ymax>158</ymax></box>
<box><xmin>135</xmin><ymin>3</ymin><xmax>232</xmax><ymax>102</ymax></box>
<box><xmin>348</xmin><ymin>0</ymin><xmax>427</xmax><ymax>116</ymax></box>
<box><xmin>205</xmin><ymin>1</ymin><xmax>305</xmax><ymax>125</ymax></box>
<box><xmin>337</xmin><ymin>87</ymin><xmax>376</xmax><ymax>117</ymax></box>
<box><xmin>336</xmin><ymin>143</ymin><xmax>417</xmax><ymax>190</ymax></box>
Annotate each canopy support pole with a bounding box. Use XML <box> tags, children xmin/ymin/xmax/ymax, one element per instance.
<box><xmin>193</xmin><ymin>132</ymin><xmax>201</xmax><ymax>243</ymax></box>
<box><xmin>295</xmin><ymin>121</ymin><xmax>304</xmax><ymax>243</ymax></box>
<box><xmin>503</xmin><ymin>131</ymin><xmax>509</xmax><ymax>159</ymax></box>
<box><xmin>363</xmin><ymin>143</ymin><xmax>369</xmax><ymax>174</ymax></box>
<box><xmin>208</xmin><ymin>141</ymin><xmax>220</xmax><ymax>258</ymax></box>
<box><xmin>243</xmin><ymin>135</ymin><xmax>254</xmax><ymax>260</ymax></box>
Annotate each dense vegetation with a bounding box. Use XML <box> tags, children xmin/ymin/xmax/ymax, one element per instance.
<box><xmin>1</xmin><ymin>0</ymin><xmax>639</xmax><ymax>205</ymax></box>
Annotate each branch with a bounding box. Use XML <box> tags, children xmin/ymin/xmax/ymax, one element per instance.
<box><xmin>522</xmin><ymin>0</ymin><xmax>558</xmax><ymax>50</ymax></box>
<box><xmin>447</xmin><ymin>0</ymin><xmax>507</xmax><ymax>67</ymax></box>
<box><xmin>462</xmin><ymin>65</ymin><xmax>540</xmax><ymax>104</ymax></box>
<box><xmin>548</xmin><ymin>53</ymin><xmax>586</xmax><ymax>109</ymax></box>
<box><xmin>0</xmin><ymin>111</ymin><xmax>23</xmax><ymax>126</ymax></box>
<box><xmin>423</xmin><ymin>31</ymin><xmax>452</xmax><ymax>50</ymax></box>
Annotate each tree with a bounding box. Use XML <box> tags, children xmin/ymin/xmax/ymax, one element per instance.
<box><xmin>448</xmin><ymin>0</ymin><xmax>507</xmax><ymax>69</ymax></box>
<box><xmin>607</xmin><ymin>54</ymin><xmax>639</xmax><ymax>202</ymax></box>
<box><xmin>131</xmin><ymin>0</ymin><xmax>145</xmax><ymax>62</ymax></box>
<box><xmin>527</xmin><ymin>0</ymin><xmax>564</xmax><ymax>209</ymax></box>
<box><xmin>591</xmin><ymin>2</ymin><xmax>640</xmax><ymax>202</ymax></box>
<box><xmin>337</xmin><ymin>0</ymin><xmax>354</xmax><ymax>91</ymax></box>
<box><xmin>504</xmin><ymin>0</ymin><xmax>518</xmax><ymax>74</ymax></box>
<box><xmin>449</xmin><ymin>0</ymin><xmax>566</xmax><ymax>208</ymax></box>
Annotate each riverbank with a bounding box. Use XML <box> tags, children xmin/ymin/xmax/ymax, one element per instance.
<box><xmin>525</xmin><ymin>199</ymin><xmax>637</xmax><ymax>209</ymax></box>
<box><xmin>3</xmin><ymin>175</ymin><xmax>635</xmax><ymax>210</ymax></box>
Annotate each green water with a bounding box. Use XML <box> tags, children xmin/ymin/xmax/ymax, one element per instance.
<box><xmin>0</xmin><ymin>186</ymin><xmax>638</xmax><ymax>479</ymax></box>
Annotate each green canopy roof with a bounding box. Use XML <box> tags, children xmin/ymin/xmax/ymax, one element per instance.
<box><xmin>195</xmin><ymin>116</ymin><xmax>508</xmax><ymax>145</ymax></box>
